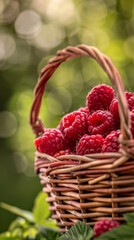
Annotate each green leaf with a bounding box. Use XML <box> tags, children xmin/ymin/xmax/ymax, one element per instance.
<box><xmin>0</xmin><ymin>232</ymin><xmax>21</xmax><ymax>240</ymax></box>
<box><xmin>124</xmin><ymin>212</ymin><xmax>134</xmax><ymax>224</ymax></box>
<box><xmin>22</xmin><ymin>226</ymin><xmax>38</xmax><ymax>239</ymax></box>
<box><xmin>9</xmin><ymin>218</ymin><xmax>29</xmax><ymax>231</ymax></box>
<box><xmin>33</xmin><ymin>192</ymin><xmax>50</xmax><ymax>224</ymax></box>
<box><xmin>42</xmin><ymin>219</ymin><xmax>58</xmax><ymax>229</ymax></box>
<box><xmin>37</xmin><ymin>224</ymin><xmax>59</xmax><ymax>240</ymax></box>
<box><xmin>0</xmin><ymin>202</ymin><xmax>34</xmax><ymax>223</ymax></box>
<box><xmin>59</xmin><ymin>221</ymin><xmax>93</xmax><ymax>240</ymax></box>
<box><xmin>95</xmin><ymin>224</ymin><xmax>134</xmax><ymax>240</ymax></box>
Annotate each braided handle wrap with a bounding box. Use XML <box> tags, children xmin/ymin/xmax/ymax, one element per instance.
<box><xmin>30</xmin><ymin>44</ymin><xmax>132</xmax><ymax>140</ymax></box>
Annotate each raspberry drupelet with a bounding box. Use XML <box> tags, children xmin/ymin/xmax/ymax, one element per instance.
<box><xmin>86</xmin><ymin>84</ymin><xmax>115</xmax><ymax>114</ymax></box>
<box><xmin>57</xmin><ymin>111</ymin><xmax>87</xmax><ymax>148</ymax></box>
<box><xmin>94</xmin><ymin>219</ymin><xmax>120</xmax><ymax>237</ymax></box>
<box><xmin>34</xmin><ymin>128</ymin><xmax>65</xmax><ymax>156</ymax></box>
<box><xmin>76</xmin><ymin>134</ymin><xmax>104</xmax><ymax>155</ymax></box>
<box><xmin>87</xmin><ymin>110</ymin><xmax>115</xmax><ymax>137</ymax></box>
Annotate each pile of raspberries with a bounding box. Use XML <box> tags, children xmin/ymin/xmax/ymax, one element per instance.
<box><xmin>34</xmin><ymin>84</ymin><xmax>134</xmax><ymax>158</ymax></box>
<box><xmin>34</xmin><ymin>84</ymin><xmax>134</xmax><ymax>237</ymax></box>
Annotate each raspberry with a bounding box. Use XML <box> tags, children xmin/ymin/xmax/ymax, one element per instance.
<box><xmin>125</xmin><ymin>91</ymin><xmax>134</xmax><ymax>100</ymax></box>
<box><xmin>34</xmin><ymin>136</ymin><xmax>43</xmax><ymax>148</ymax></box>
<box><xmin>87</xmin><ymin>110</ymin><xmax>115</xmax><ymax>137</ymax></box>
<box><xmin>34</xmin><ymin>128</ymin><xmax>65</xmax><ymax>156</ymax></box>
<box><xmin>94</xmin><ymin>219</ymin><xmax>120</xmax><ymax>237</ymax></box>
<box><xmin>76</xmin><ymin>134</ymin><xmax>104</xmax><ymax>155</ymax></box>
<box><xmin>101</xmin><ymin>130</ymin><xmax>121</xmax><ymax>153</ymax></box>
<box><xmin>86</xmin><ymin>84</ymin><xmax>115</xmax><ymax>114</ymax></box>
<box><xmin>109</xmin><ymin>97</ymin><xmax>120</xmax><ymax>129</ymax></box>
<box><xmin>131</xmin><ymin>110</ymin><xmax>134</xmax><ymax>137</ymax></box>
<box><xmin>58</xmin><ymin>111</ymin><xmax>87</xmax><ymax>148</ymax></box>
<box><xmin>110</xmin><ymin>92</ymin><xmax>134</xmax><ymax>129</ymax></box>
<box><xmin>53</xmin><ymin>149</ymin><xmax>74</xmax><ymax>158</ymax></box>
<box><xmin>128</xmin><ymin>95</ymin><xmax>134</xmax><ymax>111</ymax></box>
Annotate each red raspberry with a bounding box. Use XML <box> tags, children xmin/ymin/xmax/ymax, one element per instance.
<box><xmin>58</xmin><ymin>111</ymin><xmax>87</xmax><ymax>148</ymax></box>
<box><xmin>125</xmin><ymin>91</ymin><xmax>134</xmax><ymax>100</ymax></box>
<box><xmin>101</xmin><ymin>130</ymin><xmax>121</xmax><ymax>153</ymax></box>
<box><xmin>86</xmin><ymin>84</ymin><xmax>115</xmax><ymax>114</ymax></box>
<box><xmin>87</xmin><ymin>110</ymin><xmax>115</xmax><ymax>137</ymax></box>
<box><xmin>53</xmin><ymin>149</ymin><xmax>74</xmax><ymax>158</ymax></box>
<box><xmin>128</xmin><ymin>95</ymin><xmax>134</xmax><ymax>111</ymax></box>
<box><xmin>131</xmin><ymin>110</ymin><xmax>134</xmax><ymax>137</ymax></box>
<box><xmin>110</xmin><ymin>92</ymin><xmax>134</xmax><ymax>129</ymax></box>
<box><xmin>34</xmin><ymin>128</ymin><xmax>65</xmax><ymax>156</ymax></box>
<box><xmin>34</xmin><ymin>136</ymin><xmax>43</xmax><ymax>147</ymax></box>
<box><xmin>109</xmin><ymin>97</ymin><xmax>120</xmax><ymax>129</ymax></box>
<box><xmin>94</xmin><ymin>219</ymin><xmax>120</xmax><ymax>237</ymax></box>
<box><xmin>76</xmin><ymin>134</ymin><xmax>104</xmax><ymax>155</ymax></box>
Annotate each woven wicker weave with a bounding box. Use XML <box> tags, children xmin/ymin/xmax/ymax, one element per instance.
<box><xmin>30</xmin><ymin>45</ymin><xmax>134</xmax><ymax>233</ymax></box>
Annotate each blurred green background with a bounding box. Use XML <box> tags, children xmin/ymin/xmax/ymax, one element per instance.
<box><xmin>0</xmin><ymin>0</ymin><xmax>134</xmax><ymax>233</ymax></box>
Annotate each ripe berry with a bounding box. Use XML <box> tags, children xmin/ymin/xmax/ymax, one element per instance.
<box><xmin>125</xmin><ymin>91</ymin><xmax>134</xmax><ymax>101</ymax></box>
<box><xmin>86</xmin><ymin>84</ymin><xmax>115</xmax><ymax>114</ymax></box>
<box><xmin>53</xmin><ymin>149</ymin><xmax>74</xmax><ymax>158</ymax></box>
<box><xmin>34</xmin><ymin>128</ymin><xmax>65</xmax><ymax>156</ymax></box>
<box><xmin>58</xmin><ymin>111</ymin><xmax>87</xmax><ymax>148</ymax></box>
<box><xmin>87</xmin><ymin>110</ymin><xmax>115</xmax><ymax>137</ymax></box>
<box><xmin>131</xmin><ymin>110</ymin><xmax>134</xmax><ymax>137</ymax></box>
<box><xmin>128</xmin><ymin>95</ymin><xmax>134</xmax><ymax>111</ymax></box>
<box><xmin>101</xmin><ymin>130</ymin><xmax>121</xmax><ymax>153</ymax></box>
<box><xmin>110</xmin><ymin>92</ymin><xmax>134</xmax><ymax>129</ymax></box>
<box><xmin>94</xmin><ymin>219</ymin><xmax>120</xmax><ymax>237</ymax></box>
<box><xmin>76</xmin><ymin>134</ymin><xmax>104</xmax><ymax>155</ymax></box>
<box><xmin>109</xmin><ymin>97</ymin><xmax>120</xmax><ymax>129</ymax></box>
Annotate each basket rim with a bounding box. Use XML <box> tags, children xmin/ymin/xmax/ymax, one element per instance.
<box><xmin>34</xmin><ymin>148</ymin><xmax>134</xmax><ymax>174</ymax></box>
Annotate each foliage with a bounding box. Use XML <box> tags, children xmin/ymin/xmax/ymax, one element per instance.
<box><xmin>2</xmin><ymin>193</ymin><xmax>134</xmax><ymax>240</ymax></box>
<box><xmin>0</xmin><ymin>192</ymin><xmax>59</xmax><ymax>240</ymax></box>
<box><xmin>59</xmin><ymin>221</ymin><xmax>93</xmax><ymax>240</ymax></box>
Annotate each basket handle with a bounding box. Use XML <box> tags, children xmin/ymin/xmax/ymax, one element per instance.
<box><xmin>30</xmin><ymin>44</ymin><xmax>132</xmax><ymax>141</ymax></box>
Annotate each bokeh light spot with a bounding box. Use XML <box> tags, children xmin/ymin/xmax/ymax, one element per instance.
<box><xmin>45</xmin><ymin>0</ymin><xmax>77</xmax><ymax>25</ymax></box>
<box><xmin>32</xmin><ymin>0</ymin><xmax>48</xmax><ymax>15</ymax></box>
<box><xmin>0</xmin><ymin>33</ymin><xmax>16</xmax><ymax>60</ymax></box>
<box><xmin>15</xmin><ymin>10</ymin><xmax>41</xmax><ymax>39</ymax></box>
<box><xmin>0</xmin><ymin>111</ymin><xmax>17</xmax><ymax>138</ymax></box>
<box><xmin>29</xmin><ymin>24</ymin><xmax>65</xmax><ymax>50</ymax></box>
<box><xmin>0</xmin><ymin>0</ymin><xmax>19</xmax><ymax>24</ymax></box>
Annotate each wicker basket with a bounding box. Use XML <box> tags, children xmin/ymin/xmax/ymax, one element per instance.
<box><xmin>30</xmin><ymin>45</ymin><xmax>134</xmax><ymax>233</ymax></box>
